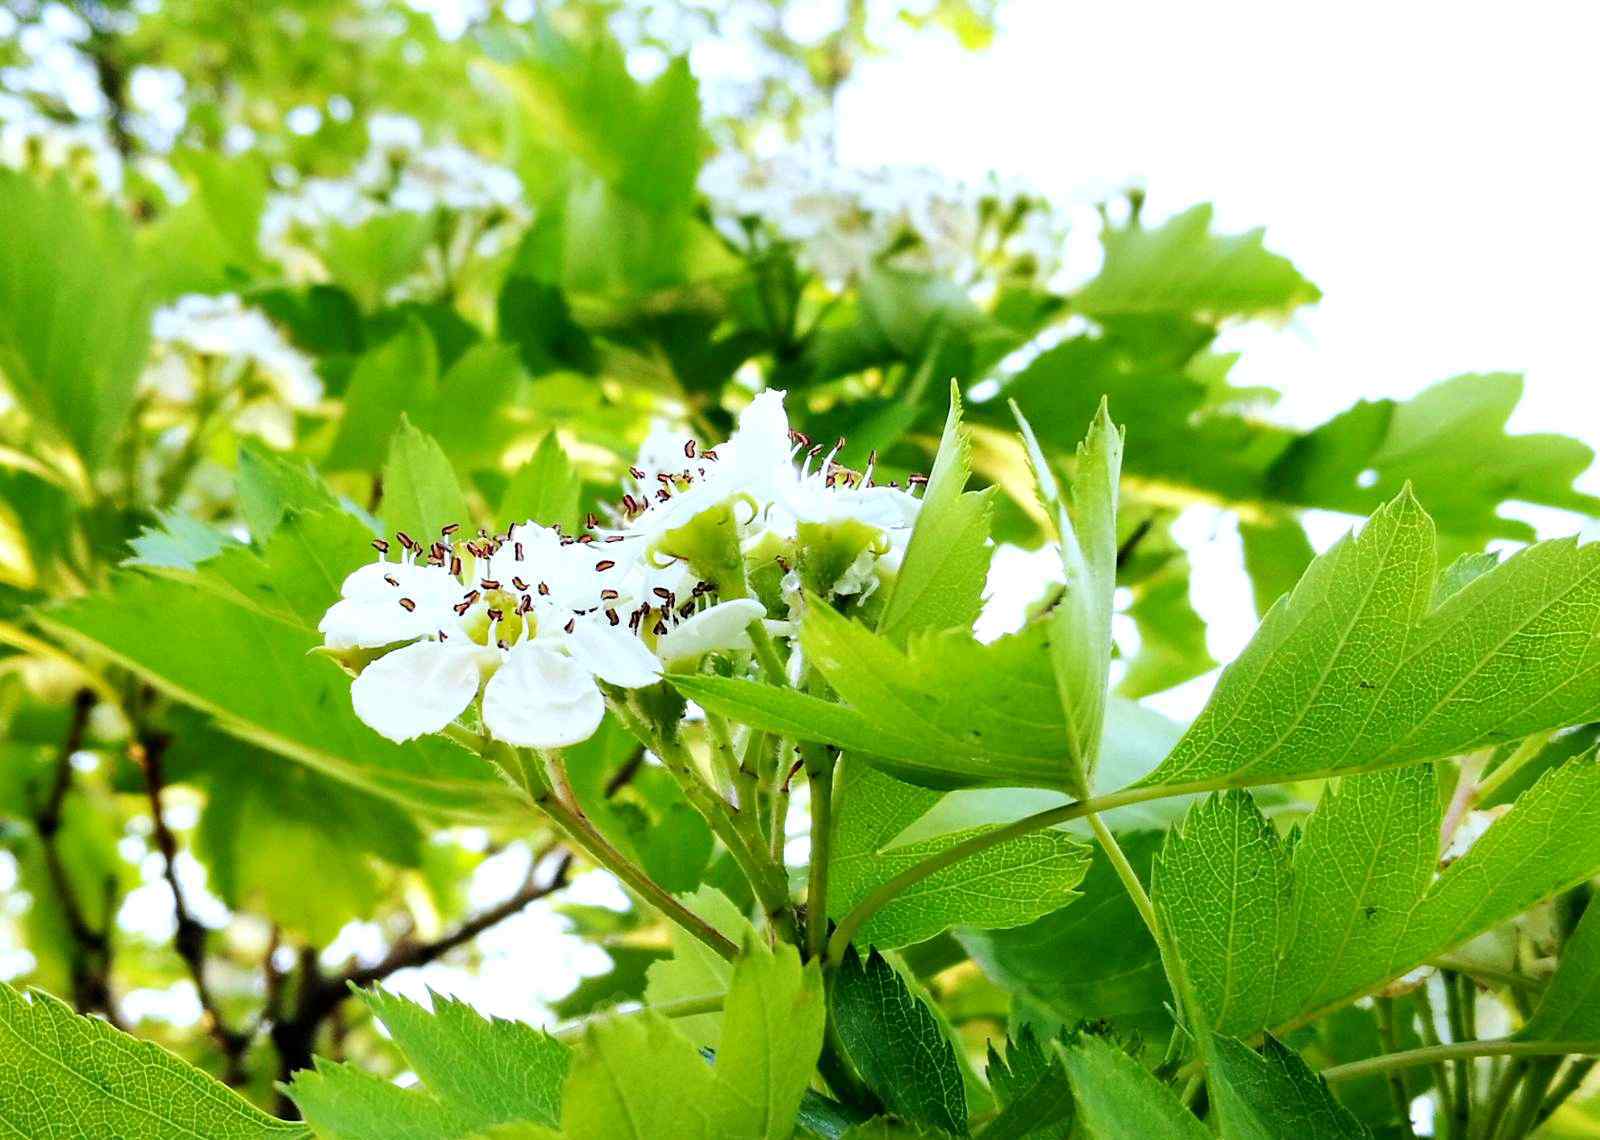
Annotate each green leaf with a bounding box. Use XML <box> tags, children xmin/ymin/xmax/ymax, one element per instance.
<box><xmin>1520</xmin><ymin>900</ymin><xmax>1600</xmax><ymax>1042</ymax></box>
<box><xmin>642</xmin><ymin>886</ymin><xmax>754</xmax><ymax>1050</ymax></box>
<box><xmin>716</xmin><ymin>936</ymin><xmax>828</xmax><ymax>1137</ymax></box>
<box><xmin>1238</xmin><ymin>511</ymin><xmax>1316</xmax><ymax>618</ymax></box>
<box><xmin>500</xmin><ymin>432</ymin><xmax>583</xmax><ymax>532</ymax></box>
<box><xmin>564</xmin><ymin>938</ymin><xmax>825</xmax><ymax>1139</ymax></box>
<box><xmin>1271</xmin><ymin>374</ymin><xmax>1600</xmax><ymax>544</ymax></box>
<box><xmin>126</xmin><ymin>510</ymin><xmax>240</xmax><ymax>570</ymax></box>
<box><xmin>289</xmin><ymin>989</ymin><xmax>568</xmax><ymax>1138</ymax></box>
<box><xmin>284</xmin><ymin>1062</ymin><xmax>466</xmax><ymax>1140</ymax></box>
<box><xmin>40</xmin><ymin>510</ymin><xmax>520</xmax><ymax>820</ymax></box>
<box><xmin>326</xmin><ymin>319</ymin><xmax>440</xmax><ymax>472</ymax></box>
<box><xmin>831</xmin><ymin>948</ymin><xmax>969</xmax><ymax>1136</ymax></box>
<box><xmin>197</xmin><ymin>738</ymin><xmax>424</xmax><ymax>943</ymax></box>
<box><xmin>980</xmin><ymin>1029</ymin><xmax>1075</xmax><ymax>1140</ymax></box>
<box><xmin>1116</xmin><ymin>556</ymin><xmax>1216</xmax><ymax>698</ymax></box>
<box><xmin>318</xmin><ymin>212</ymin><xmax>435</xmax><ymax>310</ymax></box>
<box><xmin>1154</xmin><ymin>754</ymin><xmax>1600</xmax><ymax>1037</ymax></box>
<box><xmin>1013</xmin><ymin>399</ymin><xmax>1121</xmax><ymax>793</ymax></box>
<box><xmin>1074</xmin><ymin>203</ymin><xmax>1320</xmax><ymax>322</ymax></box>
<box><xmin>1143</xmin><ymin>490</ymin><xmax>1600</xmax><ymax>790</ymax></box>
<box><xmin>0</xmin><ymin>171</ymin><xmax>151</xmax><ymax>472</ymax></box>
<box><xmin>1208</xmin><ymin>1035</ymin><xmax>1371</xmax><ymax>1140</ymax></box>
<box><xmin>1060</xmin><ymin>1034</ymin><xmax>1207</xmax><ymax>1139</ymax></box>
<box><xmin>379</xmin><ymin>417</ymin><xmax>471</xmax><ymax>546</ymax></box>
<box><xmin>959</xmin><ymin>832</ymin><xmax>1171</xmax><ymax>1038</ymax></box>
<box><xmin>827</xmin><ymin>758</ymin><xmax>1090</xmax><ymax>950</ymax></box>
<box><xmin>0</xmin><ymin>983</ymin><xmax>305</xmax><ymax>1138</ymax></box>
<box><xmin>877</xmin><ymin>383</ymin><xmax>996</xmax><ymax>645</ymax></box>
<box><xmin>236</xmin><ymin>441</ymin><xmax>343</xmax><ymax>543</ymax></box>
<box><xmin>365</xmin><ymin>988</ymin><xmax>568</xmax><ymax>1129</ymax></box>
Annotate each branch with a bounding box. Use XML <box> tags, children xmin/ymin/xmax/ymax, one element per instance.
<box><xmin>140</xmin><ymin>732</ymin><xmax>253</xmax><ymax>1083</ymax></box>
<box><xmin>33</xmin><ymin>690</ymin><xmax>119</xmax><ymax>1022</ymax></box>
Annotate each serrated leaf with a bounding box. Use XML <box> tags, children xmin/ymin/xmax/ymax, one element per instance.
<box><xmin>1238</xmin><ymin>511</ymin><xmax>1315</xmax><ymax>618</ymax></box>
<box><xmin>499</xmin><ymin>433</ymin><xmax>582</xmax><ymax>532</ymax></box>
<box><xmin>959</xmin><ymin>832</ymin><xmax>1170</xmax><ymax>1038</ymax></box>
<box><xmin>1117</xmin><ymin>554</ymin><xmax>1216</xmax><ymax>699</ymax></box>
<box><xmin>1014</xmin><ymin>400</ymin><xmax>1121</xmax><ymax>793</ymax></box>
<box><xmin>40</xmin><ymin>510</ymin><xmax>520</xmax><ymax>820</ymax></box>
<box><xmin>0</xmin><ymin>983</ymin><xmax>305</xmax><ymax>1138</ymax></box>
<box><xmin>326</xmin><ymin>318</ymin><xmax>440</xmax><ymax>472</ymax></box>
<box><xmin>0</xmin><ymin>171</ymin><xmax>151</xmax><ymax>472</ymax></box>
<box><xmin>1154</xmin><ymin>754</ymin><xmax>1600</xmax><ymax>1037</ymax></box>
<box><xmin>831</xmin><ymin>948</ymin><xmax>968</xmax><ymax>1136</ymax></box>
<box><xmin>827</xmin><ymin>758</ymin><xmax>1090</xmax><ymax>950</ymax></box>
<box><xmin>1075</xmin><ymin>203</ymin><xmax>1320</xmax><ymax>322</ymax></box>
<box><xmin>877</xmin><ymin>383</ymin><xmax>995</xmax><ymax>644</ymax></box>
<box><xmin>1143</xmin><ymin>490</ymin><xmax>1600</xmax><ymax>790</ymax></box>
<box><xmin>360</xmin><ymin>989</ymin><xmax>569</xmax><ymax>1130</ymax></box>
<box><xmin>980</xmin><ymin>1028</ymin><xmax>1075</xmax><ymax>1139</ymax></box>
<box><xmin>1060</xmin><ymin>1034</ymin><xmax>1207</xmax><ymax>1139</ymax></box>
<box><xmin>1208</xmin><ymin>1035</ymin><xmax>1371</xmax><ymax>1140</ymax></box>
<box><xmin>716</xmin><ymin>937</ymin><xmax>827</xmax><ymax>1137</ymax></box>
<box><xmin>287</xmin><ymin>1062</ymin><xmax>473</xmax><ymax>1140</ymax></box>
<box><xmin>236</xmin><ymin>442</ymin><xmax>343</xmax><ymax>543</ymax></box>
<box><xmin>643</xmin><ymin>886</ymin><xmax>754</xmax><ymax>1050</ymax></box>
<box><xmin>379</xmin><ymin>418</ymin><xmax>471</xmax><ymax>546</ymax></box>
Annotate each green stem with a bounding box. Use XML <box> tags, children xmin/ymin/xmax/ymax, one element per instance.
<box><xmin>1414</xmin><ymin>982</ymin><xmax>1457</xmax><ymax>1140</ymax></box>
<box><xmin>1375</xmin><ymin>996</ymin><xmax>1417</xmax><ymax>1138</ymax></box>
<box><xmin>1474</xmin><ymin>732</ymin><xmax>1552</xmax><ymax>804</ymax></box>
<box><xmin>1321</xmin><ymin>1040</ymin><xmax>1600</xmax><ymax>1084</ymax></box>
<box><xmin>1534</xmin><ymin>1057</ymin><xmax>1595</xmax><ymax>1128</ymax></box>
<box><xmin>807</xmin><ymin>757</ymin><xmax>835</xmax><ymax>961</ymax></box>
<box><xmin>1497</xmin><ymin>1057</ymin><xmax>1559</xmax><ymax>1139</ymax></box>
<box><xmin>1443</xmin><ymin>971</ymin><xmax>1473</xmax><ymax>1134</ymax></box>
<box><xmin>1476</xmin><ymin>1058</ymin><xmax>1524</xmax><ymax>1140</ymax></box>
<box><xmin>554</xmin><ymin>992</ymin><xmax>725</xmax><ymax>1039</ymax></box>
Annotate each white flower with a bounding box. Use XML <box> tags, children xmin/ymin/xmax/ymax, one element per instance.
<box><xmin>149</xmin><ymin>294</ymin><xmax>321</xmax><ymax>407</ymax></box>
<box><xmin>319</xmin><ymin>517</ymin><xmax>765</xmax><ymax>748</ymax></box>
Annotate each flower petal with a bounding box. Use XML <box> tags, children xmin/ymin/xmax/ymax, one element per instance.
<box><xmin>349</xmin><ymin>639</ymin><xmax>482</xmax><ymax>743</ymax></box>
<box><xmin>321</xmin><ymin>560</ymin><xmax>465</xmax><ymax>648</ymax></box>
<box><xmin>657</xmin><ymin>599</ymin><xmax>765</xmax><ymax>664</ymax></box>
<box><xmin>567</xmin><ymin>619</ymin><xmax>663</xmax><ymax>688</ymax></box>
<box><xmin>482</xmin><ymin>642</ymin><xmax>606</xmax><ymax>748</ymax></box>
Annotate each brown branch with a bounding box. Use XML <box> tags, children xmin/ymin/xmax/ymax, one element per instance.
<box><xmin>33</xmin><ymin>690</ymin><xmax>119</xmax><ymax>1022</ymax></box>
<box><xmin>140</xmin><ymin>732</ymin><xmax>254</xmax><ymax>1084</ymax></box>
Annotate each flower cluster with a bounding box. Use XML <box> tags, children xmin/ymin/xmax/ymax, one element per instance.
<box><xmin>260</xmin><ymin>113</ymin><xmax>528</xmax><ymax>288</ymax></box>
<box><xmin>700</xmin><ymin>147</ymin><xmax>1067</xmax><ymax>289</ymax></box>
<box><xmin>323</xmin><ymin>390</ymin><xmax>921</xmax><ymax>748</ymax></box>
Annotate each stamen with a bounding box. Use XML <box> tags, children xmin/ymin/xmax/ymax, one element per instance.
<box><xmin>586</xmin><ymin>513</ymin><xmax>600</xmax><ymax>529</ymax></box>
<box><xmin>514</xmin><ymin>542</ymin><xmax>524</xmax><ymax>560</ymax></box>
<box><xmin>908</xmin><ymin>473</ymin><xmax>929</xmax><ymax>487</ymax></box>
<box><xmin>577</xmin><ymin>534</ymin><xmax>595</xmax><ymax>544</ymax></box>
<box><xmin>498</xmin><ymin>639</ymin><xmax>510</xmax><ymax>650</ymax></box>
<box><xmin>449</xmin><ymin>555</ymin><xmax>462</xmax><ymax>576</ymax></box>
<box><xmin>480</xmin><ymin>578</ymin><xmax>501</xmax><ymax>590</ymax></box>
<box><xmin>463</xmin><ymin>590</ymin><xmax>481</xmax><ymax>605</ymax></box>
<box><xmin>371</xmin><ymin>538</ymin><xmax>390</xmax><ymax>555</ymax></box>
<box><xmin>595</xmin><ymin>559</ymin><xmax>616</xmax><ymax>571</ymax></box>
<box><xmin>512</xmin><ymin>576</ymin><xmax>529</xmax><ymax>591</ymax></box>
<box><xmin>453</xmin><ymin>600</ymin><xmax>472</xmax><ymax>616</ymax></box>
<box><xmin>537</xmin><ymin>582</ymin><xmax>551</xmax><ymax>596</ymax></box>
<box><xmin>398</xmin><ymin>597</ymin><xmax>416</xmax><ymax>612</ymax></box>
<box><xmin>441</xmin><ymin>522</ymin><xmax>460</xmax><ymax>535</ymax></box>
<box><xmin>517</xmin><ymin>595</ymin><xmax>532</xmax><ymax>615</ymax></box>
<box><xmin>653</xmin><ymin>620</ymin><xmax>668</xmax><ymax>636</ymax></box>
<box><xmin>604</xmin><ymin>535</ymin><xmax>625</xmax><ymax>543</ymax></box>
<box><xmin>564</xmin><ymin>618</ymin><xmax>576</xmax><ymax>634</ymax></box>
<box><xmin>384</xmin><ymin>574</ymin><xmax>400</xmax><ymax>587</ymax></box>
<box><xmin>629</xmin><ymin>466</ymin><xmax>646</xmax><ymax>480</ymax></box>
<box><xmin>684</xmin><ymin>439</ymin><xmax>697</xmax><ymax>458</ymax></box>
<box><xmin>606</xmin><ymin>608</ymin><xmax>620</xmax><ymax>626</ymax></box>
<box><xmin>487</xmin><ymin>608</ymin><xmax>503</xmax><ymax>622</ymax></box>
<box><xmin>395</xmin><ymin>531</ymin><xmax>415</xmax><ymax>550</ymax></box>
<box><xmin>601</xmin><ymin>588</ymin><xmax>619</xmax><ymax>600</ymax></box>
<box><xmin>701</xmin><ymin>448</ymin><xmax>718</xmax><ymax>460</ymax></box>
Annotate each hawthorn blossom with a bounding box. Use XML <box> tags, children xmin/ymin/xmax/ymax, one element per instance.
<box><xmin>148</xmin><ymin>293</ymin><xmax>321</xmax><ymax>407</ymax></box>
<box><xmin>320</xmin><ymin>519</ymin><xmax>763</xmax><ymax>747</ymax></box>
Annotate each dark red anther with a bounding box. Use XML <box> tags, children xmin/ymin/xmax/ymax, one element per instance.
<box><xmin>629</xmin><ymin>466</ymin><xmax>645</xmax><ymax>480</ymax></box>
<box><xmin>789</xmin><ymin>430</ymin><xmax>811</xmax><ymax>447</ymax></box>
<box><xmin>577</xmin><ymin>534</ymin><xmax>595</xmax><ymax>544</ymax></box>
<box><xmin>371</xmin><ymin>538</ymin><xmax>390</xmax><ymax>554</ymax></box>
<box><xmin>453</xmin><ymin>600</ymin><xmax>472</xmax><ymax>616</ymax></box>
<box><xmin>487</xmin><ymin>608</ymin><xmax>503</xmax><ymax>622</ymax></box>
<box><xmin>684</xmin><ymin>439</ymin><xmax>697</xmax><ymax>458</ymax></box>
<box><xmin>497</xmin><ymin>639</ymin><xmax>509</xmax><ymax>649</ymax></box>
<box><xmin>463</xmin><ymin>590</ymin><xmax>480</xmax><ymax>605</ymax></box>
<box><xmin>628</xmin><ymin>610</ymin><xmax>643</xmax><ymax>632</ymax></box>
<box><xmin>450</xmin><ymin>555</ymin><xmax>462</xmax><ymax>576</ymax></box>
<box><xmin>678</xmin><ymin>601</ymin><xmax>695</xmax><ymax>618</ymax></box>
<box><xmin>601</xmin><ymin>588</ymin><xmax>619</xmax><ymax>600</ymax></box>
<box><xmin>398</xmin><ymin>597</ymin><xmax>416</xmax><ymax>612</ymax></box>
<box><xmin>908</xmin><ymin>473</ymin><xmax>929</xmax><ymax>486</ymax></box>
<box><xmin>480</xmin><ymin>579</ymin><xmax>501</xmax><ymax>590</ymax></box>
<box><xmin>537</xmin><ymin>582</ymin><xmax>551</xmax><ymax>596</ymax></box>
<box><xmin>564</xmin><ymin>618</ymin><xmax>576</xmax><ymax>634</ymax></box>
<box><xmin>605</xmin><ymin>534</ymin><xmax>626</xmax><ymax>543</ymax></box>
<box><xmin>653</xmin><ymin>620</ymin><xmax>668</xmax><ymax>636</ymax></box>
<box><xmin>512</xmin><ymin>576</ymin><xmax>529</xmax><ymax>591</ymax></box>
<box><xmin>517</xmin><ymin>595</ymin><xmax>532</xmax><ymax>615</ymax></box>
<box><xmin>586</xmin><ymin>513</ymin><xmax>600</xmax><ymax>529</ymax></box>
<box><xmin>652</xmin><ymin>587</ymin><xmax>673</xmax><ymax>600</ymax></box>
<box><xmin>595</xmin><ymin>559</ymin><xmax>616</xmax><ymax>572</ymax></box>
<box><xmin>656</xmin><ymin>472</ymin><xmax>673</xmax><ymax>486</ymax></box>
<box><xmin>655</xmin><ymin>489</ymin><xmax>671</xmax><ymax>502</ymax></box>
<box><xmin>514</xmin><ymin>542</ymin><xmax>524</xmax><ymax>560</ymax></box>
<box><xmin>438</xmin><ymin>630</ymin><xmax>448</xmax><ymax>640</ymax></box>
<box><xmin>606</xmin><ymin>608</ymin><xmax>620</xmax><ymax>626</ymax></box>
<box><xmin>384</xmin><ymin>574</ymin><xmax>400</xmax><ymax>587</ymax></box>
<box><xmin>701</xmin><ymin>448</ymin><xmax>718</xmax><ymax>461</ymax></box>
<box><xmin>441</xmin><ymin>522</ymin><xmax>460</xmax><ymax>535</ymax></box>
<box><xmin>395</xmin><ymin>531</ymin><xmax>415</xmax><ymax>550</ymax></box>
